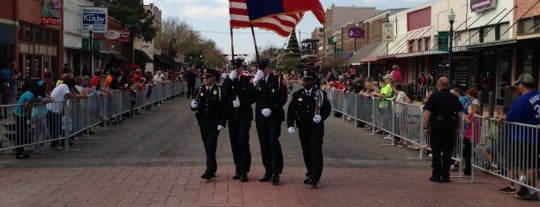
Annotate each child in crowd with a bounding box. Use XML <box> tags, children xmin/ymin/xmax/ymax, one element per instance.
<box><xmin>462</xmin><ymin>103</ymin><xmax>481</xmax><ymax>175</ymax></box>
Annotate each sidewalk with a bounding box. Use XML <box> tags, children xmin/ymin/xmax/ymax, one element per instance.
<box><xmin>0</xmin><ymin>166</ymin><xmax>536</xmax><ymax>207</ymax></box>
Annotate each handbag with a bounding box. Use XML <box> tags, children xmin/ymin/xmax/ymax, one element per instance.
<box><xmin>31</xmin><ymin>105</ymin><xmax>48</xmax><ymax>118</ymax></box>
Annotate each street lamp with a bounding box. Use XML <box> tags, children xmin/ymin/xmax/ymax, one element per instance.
<box><xmin>88</xmin><ymin>25</ymin><xmax>94</xmax><ymax>75</ymax></box>
<box><xmin>354</xmin><ymin>23</ymin><xmax>360</xmax><ymax>51</ymax></box>
<box><xmin>448</xmin><ymin>9</ymin><xmax>455</xmax><ymax>82</ymax></box>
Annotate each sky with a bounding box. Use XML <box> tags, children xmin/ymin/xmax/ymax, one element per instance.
<box><xmin>143</xmin><ymin>0</ymin><xmax>434</xmax><ymax>61</ymax></box>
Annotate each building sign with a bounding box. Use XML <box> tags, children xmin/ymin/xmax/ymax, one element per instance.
<box><xmin>118</xmin><ymin>29</ymin><xmax>131</xmax><ymax>42</ymax></box>
<box><xmin>105</xmin><ymin>30</ymin><xmax>121</xmax><ymax>40</ymax></box>
<box><xmin>348</xmin><ymin>27</ymin><xmax>364</xmax><ymax>38</ymax></box>
<box><xmin>438</xmin><ymin>31</ymin><xmax>449</xmax><ymax>51</ymax></box>
<box><xmin>382</xmin><ymin>22</ymin><xmax>395</xmax><ymax>42</ymax></box>
<box><xmin>41</xmin><ymin>0</ymin><xmax>62</xmax><ymax>25</ymax></box>
<box><xmin>328</xmin><ymin>37</ymin><xmax>335</xmax><ymax>45</ymax></box>
<box><xmin>471</xmin><ymin>0</ymin><xmax>497</xmax><ymax>12</ymax></box>
<box><xmin>81</xmin><ymin>7</ymin><xmax>108</xmax><ymax>33</ymax></box>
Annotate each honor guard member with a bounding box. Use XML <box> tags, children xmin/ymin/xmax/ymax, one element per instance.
<box><xmin>423</xmin><ymin>77</ymin><xmax>462</xmax><ymax>183</ymax></box>
<box><xmin>222</xmin><ymin>58</ymin><xmax>254</xmax><ymax>182</ymax></box>
<box><xmin>191</xmin><ymin>68</ymin><xmax>226</xmax><ymax>181</ymax></box>
<box><xmin>287</xmin><ymin>70</ymin><xmax>331</xmax><ymax>186</ymax></box>
<box><xmin>251</xmin><ymin>58</ymin><xmax>287</xmax><ymax>185</ymax></box>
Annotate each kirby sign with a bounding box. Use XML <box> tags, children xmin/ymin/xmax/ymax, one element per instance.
<box><xmin>81</xmin><ymin>7</ymin><xmax>108</xmax><ymax>33</ymax></box>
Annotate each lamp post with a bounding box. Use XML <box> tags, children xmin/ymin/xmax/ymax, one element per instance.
<box><xmin>354</xmin><ymin>23</ymin><xmax>360</xmax><ymax>51</ymax></box>
<box><xmin>88</xmin><ymin>25</ymin><xmax>94</xmax><ymax>76</ymax></box>
<box><xmin>448</xmin><ymin>9</ymin><xmax>455</xmax><ymax>82</ymax></box>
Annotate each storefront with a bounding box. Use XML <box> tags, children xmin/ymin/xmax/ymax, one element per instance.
<box><xmin>18</xmin><ymin>22</ymin><xmax>61</xmax><ymax>79</ymax></box>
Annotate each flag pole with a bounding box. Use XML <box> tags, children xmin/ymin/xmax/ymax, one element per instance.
<box><xmin>249</xmin><ymin>24</ymin><xmax>260</xmax><ymax>65</ymax></box>
<box><xmin>230</xmin><ymin>26</ymin><xmax>235</xmax><ymax>67</ymax></box>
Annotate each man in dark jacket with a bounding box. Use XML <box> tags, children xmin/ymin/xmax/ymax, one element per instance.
<box><xmin>191</xmin><ymin>68</ymin><xmax>226</xmax><ymax>180</ymax></box>
<box><xmin>222</xmin><ymin>58</ymin><xmax>254</xmax><ymax>182</ymax></box>
<box><xmin>287</xmin><ymin>70</ymin><xmax>331</xmax><ymax>186</ymax></box>
<box><xmin>423</xmin><ymin>77</ymin><xmax>463</xmax><ymax>183</ymax></box>
<box><xmin>186</xmin><ymin>65</ymin><xmax>198</xmax><ymax>99</ymax></box>
<box><xmin>250</xmin><ymin>58</ymin><xmax>287</xmax><ymax>185</ymax></box>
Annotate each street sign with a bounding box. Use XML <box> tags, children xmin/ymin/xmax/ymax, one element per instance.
<box><xmin>348</xmin><ymin>28</ymin><xmax>364</xmax><ymax>38</ymax></box>
<box><xmin>438</xmin><ymin>31</ymin><xmax>449</xmax><ymax>51</ymax></box>
<box><xmin>336</xmin><ymin>48</ymin><xmax>343</xmax><ymax>56</ymax></box>
<box><xmin>328</xmin><ymin>37</ymin><xmax>335</xmax><ymax>45</ymax></box>
<box><xmin>81</xmin><ymin>7</ymin><xmax>108</xmax><ymax>33</ymax></box>
<box><xmin>82</xmin><ymin>38</ymin><xmax>100</xmax><ymax>51</ymax></box>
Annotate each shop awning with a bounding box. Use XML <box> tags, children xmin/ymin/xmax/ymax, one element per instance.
<box><xmin>348</xmin><ymin>41</ymin><xmax>384</xmax><ymax>63</ymax></box>
<box><xmin>153</xmin><ymin>54</ymin><xmax>170</xmax><ymax>64</ymax></box>
<box><xmin>134</xmin><ymin>49</ymin><xmax>153</xmax><ymax>63</ymax></box>
<box><xmin>94</xmin><ymin>52</ymin><xmax>110</xmax><ymax>59</ymax></box>
<box><xmin>467</xmin><ymin>39</ymin><xmax>516</xmax><ymax>49</ymax></box>
<box><xmin>110</xmin><ymin>53</ymin><xmax>127</xmax><ymax>60</ymax></box>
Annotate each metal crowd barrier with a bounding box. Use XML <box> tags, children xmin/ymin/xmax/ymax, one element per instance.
<box><xmin>324</xmin><ymin>86</ymin><xmax>538</xmax><ymax>191</ymax></box>
<box><xmin>0</xmin><ymin>81</ymin><xmax>186</xmax><ymax>154</ymax></box>
<box><xmin>470</xmin><ymin>116</ymin><xmax>539</xmax><ymax>192</ymax></box>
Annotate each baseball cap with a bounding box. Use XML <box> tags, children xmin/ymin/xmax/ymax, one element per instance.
<box><xmin>383</xmin><ymin>74</ymin><xmax>393</xmax><ymax>80</ymax></box>
<box><xmin>513</xmin><ymin>73</ymin><xmax>535</xmax><ymax>86</ymax></box>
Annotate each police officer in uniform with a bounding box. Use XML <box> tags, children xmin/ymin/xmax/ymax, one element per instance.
<box><xmin>222</xmin><ymin>59</ymin><xmax>254</xmax><ymax>182</ymax></box>
<box><xmin>423</xmin><ymin>77</ymin><xmax>463</xmax><ymax>183</ymax></box>
<box><xmin>287</xmin><ymin>70</ymin><xmax>331</xmax><ymax>186</ymax></box>
<box><xmin>251</xmin><ymin>58</ymin><xmax>287</xmax><ymax>185</ymax></box>
<box><xmin>191</xmin><ymin>69</ymin><xmax>226</xmax><ymax>180</ymax></box>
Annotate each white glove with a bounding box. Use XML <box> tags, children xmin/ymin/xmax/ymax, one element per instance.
<box><xmin>313</xmin><ymin>115</ymin><xmax>322</xmax><ymax>123</ymax></box>
<box><xmin>232</xmin><ymin>96</ymin><xmax>240</xmax><ymax>108</ymax></box>
<box><xmin>229</xmin><ymin>70</ymin><xmax>238</xmax><ymax>80</ymax></box>
<box><xmin>253</xmin><ymin>70</ymin><xmax>264</xmax><ymax>85</ymax></box>
<box><xmin>261</xmin><ymin>108</ymin><xmax>272</xmax><ymax>117</ymax></box>
<box><xmin>287</xmin><ymin>127</ymin><xmax>295</xmax><ymax>134</ymax></box>
<box><xmin>217</xmin><ymin>125</ymin><xmax>224</xmax><ymax>131</ymax></box>
<box><xmin>191</xmin><ymin>100</ymin><xmax>198</xmax><ymax>108</ymax></box>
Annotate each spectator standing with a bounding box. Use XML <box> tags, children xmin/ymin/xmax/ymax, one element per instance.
<box><xmin>43</xmin><ymin>71</ymin><xmax>54</xmax><ymax>94</ymax></box>
<box><xmin>12</xmin><ymin>81</ymin><xmax>49</xmax><ymax>159</ymax></box>
<box><xmin>391</xmin><ymin>65</ymin><xmax>402</xmax><ymax>83</ymax></box>
<box><xmin>502</xmin><ymin>74</ymin><xmax>540</xmax><ymax>201</ymax></box>
<box><xmin>393</xmin><ymin>82</ymin><xmax>412</xmax><ymax>147</ymax></box>
<box><xmin>90</xmin><ymin>71</ymin><xmax>101</xmax><ymax>88</ymax></box>
<box><xmin>0</xmin><ymin>62</ymin><xmax>14</xmax><ymax>104</ymax></box>
<box><xmin>10</xmin><ymin>64</ymin><xmax>21</xmax><ymax>103</ymax></box>
<box><xmin>190</xmin><ymin>69</ymin><xmax>226</xmax><ymax>181</ymax></box>
<box><xmin>287</xmin><ymin>70</ymin><xmax>331</xmax><ymax>186</ymax></box>
<box><xmin>423</xmin><ymin>77</ymin><xmax>463</xmax><ymax>183</ymax></box>
<box><xmin>462</xmin><ymin>104</ymin><xmax>481</xmax><ymax>175</ymax></box>
<box><xmin>186</xmin><ymin>65</ymin><xmax>198</xmax><ymax>99</ymax></box>
<box><xmin>46</xmin><ymin>78</ymin><xmax>88</xmax><ymax>149</ymax></box>
<box><xmin>250</xmin><ymin>58</ymin><xmax>287</xmax><ymax>185</ymax></box>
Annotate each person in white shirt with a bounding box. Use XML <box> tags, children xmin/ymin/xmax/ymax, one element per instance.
<box><xmin>46</xmin><ymin>78</ymin><xmax>88</xmax><ymax>149</ymax></box>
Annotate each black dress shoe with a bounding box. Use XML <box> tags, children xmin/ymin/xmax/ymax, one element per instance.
<box><xmin>271</xmin><ymin>174</ymin><xmax>280</xmax><ymax>185</ymax></box>
<box><xmin>308</xmin><ymin>178</ymin><xmax>318</xmax><ymax>186</ymax></box>
<box><xmin>201</xmin><ymin>173</ymin><xmax>215</xmax><ymax>180</ymax></box>
<box><xmin>429</xmin><ymin>176</ymin><xmax>441</xmax><ymax>183</ymax></box>
<box><xmin>232</xmin><ymin>174</ymin><xmax>241</xmax><ymax>180</ymax></box>
<box><xmin>304</xmin><ymin>177</ymin><xmax>310</xmax><ymax>184</ymax></box>
<box><xmin>259</xmin><ymin>175</ymin><xmax>271</xmax><ymax>182</ymax></box>
<box><xmin>440</xmin><ymin>177</ymin><xmax>450</xmax><ymax>183</ymax></box>
<box><xmin>240</xmin><ymin>174</ymin><xmax>248</xmax><ymax>182</ymax></box>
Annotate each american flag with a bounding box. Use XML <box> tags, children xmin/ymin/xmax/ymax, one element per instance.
<box><xmin>229</xmin><ymin>0</ymin><xmax>304</xmax><ymax>37</ymax></box>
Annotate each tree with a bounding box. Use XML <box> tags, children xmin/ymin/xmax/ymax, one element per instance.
<box><xmin>90</xmin><ymin>0</ymin><xmax>156</xmax><ymax>41</ymax></box>
<box><xmin>156</xmin><ymin>18</ymin><xmax>226</xmax><ymax>69</ymax></box>
<box><xmin>277</xmin><ymin>29</ymin><xmax>301</xmax><ymax>72</ymax></box>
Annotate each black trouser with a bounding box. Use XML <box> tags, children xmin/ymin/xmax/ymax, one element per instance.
<box><xmin>228</xmin><ymin>116</ymin><xmax>252</xmax><ymax>175</ymax></box>
<box><xmin>299</xmin><ymin>125</ymin><xmax>324</xmax><ymax>182</ymax></box>
<box><xmin>47</xmin><ymin>111</ymin><xmax>64</xmax><ymax>147</ymax></box>
<box><xmin>187</xmin><ymin>84</ymin><xmax>196</xmax><ymax>99</ymax></box>
<box><xmin>463</xmin><ymin>138</ymin><xmax>472</xmax><ymax>174</ymax></box>
<box><xmin>14</xmin><ymin>113</ymin><xmax>29</xmax><ymax>155</ymax></box>
<box><xmin>430</xmin><ymin>127</ymin><xmax>456</xmax><ymax>179</ymax></box>
<box><xmin>198</xmin><ymin>119</ymin><xmax>220</xmax><ymax>174</ymax></box>
<box><xmin>256</xmin><ymin>120</ymin><xmax>283</xmax><ymax>176</ymax></box>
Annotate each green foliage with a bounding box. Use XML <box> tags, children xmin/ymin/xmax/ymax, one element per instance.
<box><xmin>90</xmin><ymin>0</ymin><xmax>156</xmax><ymax>42</ymax></box>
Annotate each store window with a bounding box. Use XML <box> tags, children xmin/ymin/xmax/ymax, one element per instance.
<box><xmin>33</xmin><ymin>28</ymin><xmax>41</xmax><ymax>42</ymax></box>
<box><xmin>22</xmin><ymin>25</ymin><xmax>33</xmax><ymax>41</ymax></box>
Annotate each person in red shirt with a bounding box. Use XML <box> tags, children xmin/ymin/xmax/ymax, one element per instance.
<box><xmin>90</xmin><ymin>71</ymin><xmax>101</xmax><ymax>88</ymax></box>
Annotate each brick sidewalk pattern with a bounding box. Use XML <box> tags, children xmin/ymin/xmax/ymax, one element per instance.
<box><xmin>0</xmin><ymin>166</ymin><xmax>537</xmax><ymax>207</ymax></box>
